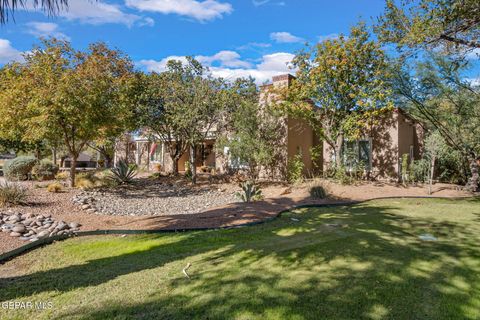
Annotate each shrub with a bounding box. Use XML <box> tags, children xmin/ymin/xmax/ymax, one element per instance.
<box><xmin>310</xmin><ymin>186</ymin><xmax>328</xmax><ymax>199</ymax></box>
<box><xmin>47</xmin><ymin>182</ymin><xmax>63</xmax><ymax>193</ymax></box>
<box><xmin>333</xmin><ymin>166</ymin><xmax>355</xmax><ymax>185</ymax></box>
<box><xmin>55</xmin><ymin>171</ymin><xmax>70</xmax><ymax>180</ymax></box>
<box><xmin>109</xmin><ymin>160</ymin><xmax>137</xmax><ymax>184</ymax></box>
<box><xmin>287</xmin><ymin>154</ymin><xmax>305</xmax><ymax>184</ymax></box>
<box><xmin>184</xmin><ymin>161</ymin><xmax>192</xmax><ymax>180</ymax></box>
<box><xmin>235</xmin><ymin>181</ymin><xmax>263</xmax><ymax>203</ymax></box>
<box><xmin>32</xmin><ymin>160</ymin><xmax>59</xmax><ymax>181</ymax></box>
<box><xmin>0</xmin><ymin>181</ymin><xmax>28</xmax><ymax>206</ymax></box>
<box><xmin>3</xmin><ymin>156</ymin><xmax>38</xmax><ymax>180</ymax></box>
<box><xmin>76</xmin><ymin>177</ymin><xmax>95</xmax><ymax>190</ymax></box>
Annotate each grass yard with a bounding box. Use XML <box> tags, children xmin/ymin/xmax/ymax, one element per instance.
<box><xmin>1</xmin><ymin>198</ymin><xmax>479</xmax><ymax>320</ymax></box>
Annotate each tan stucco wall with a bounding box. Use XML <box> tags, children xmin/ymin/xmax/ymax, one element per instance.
<box><xmin>287</xmin><ymin>116</ymin><xmax>316</xmax><ymax>175</ymax></box>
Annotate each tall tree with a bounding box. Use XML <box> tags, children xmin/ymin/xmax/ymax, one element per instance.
<box><xmin>392</xmin><ymin>54</ymin><xmax>480</xmax><ymax>191</ymax></box>
<box><xmin>0</xmin><ymin>39</ymin><xmax>134</xmax><ymax>186</ymax></box>
<box><xmin>216</xmin><ymin>78</ymin><xmax>286</xmax><ymax>180</ymax></box>
<box><xmin>376</xmin><ymin>0</ymin><xmax>480</xmax><ymax>52</ymax></box>
<box><xmin>284</xmin><ymin>23</ymin><xmax>394</xmax><ymax>168</ymax></box>
<box><xmin>165</xmin><ymin>58</ymin><xmax>226</xmax><ymax>184</ymax></box>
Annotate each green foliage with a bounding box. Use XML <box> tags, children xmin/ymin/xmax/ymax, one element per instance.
<box><xmin>184</xmin><ymin>161</ymin><xmax>192</xmax><ymax>181</ymax></box>
<box><xmin>0</xmin><ymin>181</ymin><xmax>28</xmax><ymax>206</ymax></box>
<box><xmin>109</xmin><ymin>160</ymin><xmax>137</xmax><ymax>184</ymax></box>
<box><xmin>32</xmin><ymin>160</ymin><xmax>59</xmax><ymax>181</ymax></box>
<box><xmin>332</xmin><ymin>166</ymin><xmax>356</xmax><ymax>185</ymax></box>
<box><xmin>376</xmin><ymin>0</ymin><xmax>480</xmax><ymax>53</ymax></box>
<box><xmin>310</xmin><ymin>185</ymin><xmax>328</xmax><ymax>199</ymax></box>
<box><xmin>410</xmin><ymin>159</ymin><xmax>430</xmax><ymax>183</ymax></box>
<box><xmin>216</xmin><ymin>78</ymin><xmax>286</xmax><ymax>180</ymax></box>
<box><xmin>287</xmin><ymin>153</ymin><xmax>305</xmax><ymax>184</ymax></box>
<box><xmin>3</xmin><ymin>156</ymin><xmax>37</xmax><ymax>180</ymax></box>
<box><xmin>393</xmin><ymin>55</ymin><xmax>480</xmax><ymax>190</ymax></box>
<box><xmin>235</xmin><ymin>181</ymin><xmax>263</xmax><ymax>203</ymax></box>
<box><xmin>285</xmin><ymin>22</ymin><xmax>393</xmax><ymax>168</ymax></box>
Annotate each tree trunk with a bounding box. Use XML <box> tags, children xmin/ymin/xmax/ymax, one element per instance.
<box><xmin>335</xmin><ymin>134</ymin><xmax>344</xmax><ymax>167</ymax></box>
<box><xmin>466</xmin><ymin>155</ymin><xmax>479</xmax><ymax>192</ymax></box>
<box><xmin>52</xmin><ymin>147</ymin><xmax>57</xmax><ymax>165</ymax></box>
<box><xmin>171</xmin><ymin>156</ymin><xmax>179</xmax><ymax>175</ymax></box>
<box><xmin>60</xmin><ymin>156</ymin><xmax>66</xmax><ymax>168</ymax></box>
<box><xmin>190</xmin><ymin>144</ymin><xmax>197</xmax><ymax>184</ymax></box>
<box><xmin>70</xmin><ymin>156</ymin><xmax>77</xmax><ymax>188</ymax></box>
<box><xmin>428</xmin><ymin>155</ymin><xmax>436</xmax><ymax>195</ymax></box>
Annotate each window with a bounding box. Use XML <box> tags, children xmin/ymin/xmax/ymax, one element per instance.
<box><xmin>342</xmin><ymin>139</ymin><xmax>372</xmax><ymax>171</ymax></box>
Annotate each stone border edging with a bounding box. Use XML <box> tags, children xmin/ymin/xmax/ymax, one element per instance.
<box><xmin>1</xmin><ymin>195</ymin><xmax>478</xmax><ymax>264</ymax></box>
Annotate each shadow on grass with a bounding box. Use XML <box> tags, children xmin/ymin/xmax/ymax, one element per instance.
<box><xmin>1</xmin><ymin>198</ymin><xmax>479</xmax><ymax>319</ymax></box>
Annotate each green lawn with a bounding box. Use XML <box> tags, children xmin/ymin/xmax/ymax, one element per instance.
<box><xmin>1</xmin><ymin>198</ymin><xmax>480</xmax><ymax>320</ymax></box>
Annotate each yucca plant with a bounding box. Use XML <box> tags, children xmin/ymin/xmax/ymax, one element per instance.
<box><xmin>235</xmin><ymin>181</ymin><xmax>262</xmax><ymax>203</ymax></box>
<box><xmin>109</xmin><ymin>160</ymin><xmax>137</xmax><ymax>184</ymax></box>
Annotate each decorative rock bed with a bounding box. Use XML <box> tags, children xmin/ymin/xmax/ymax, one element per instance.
<box><xmin>0</xmin><ymin>211</ymin><xmax>81</xmax><ymax>242</ymax></box>
<box><xmin>72</xmin><ymin>185</ymin><xmax>238</xmax><ymax>216</ymax></box>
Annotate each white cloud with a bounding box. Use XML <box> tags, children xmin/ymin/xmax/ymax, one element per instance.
<box><xmin>24</xmin><ymin>0</ymin><xmax>152</xmax><ymax>27</ymax></box>
<box><xmin>236</xmin><ymin>42</ymin><xmax>271</xmax><ymax>51</ymax></box>
<box><xmin>196</xmin><ymin>51</ymin><xmax>252</xmax><ymax>68</ymax></box>
<box><xmin>317</xmin><ymin>33</ymin><xmax>340</xmax><ymax>42</ymax></box>
<box><xmin>126</xmin><ymin>0</ymin><xmax>233</xmax><ymax>22</ymax></box>
<box><xmin>139</xmin><ymin>51</ymin><xmax>295</xmax><ymax>84</ymax></box>
<box><xmin>252</xmin><ymin>0</ymin><xmax>285</xmax><ymax>7</ymax></box>
<box><xmin>26</xmin><ymin>22</ymin><xmax>70</xmax><ymax>40</ymax></box>
<box><xmin>0</xmin><ymin>39</ymin><xmax>23</xmax><ymax>64</ymax></box>
<box><xmin>465</xmin><ymin>77</ymin><xmax>480</xmax><ymax>87</ymax></box>
<box><xmin>464</xmin><ymin>48</ymin><xmax>480</xmax><ymax>60</ymax></box>
<box><xmin>270</xmin><ymin>32</ymin><xmax>304</xmax><ymax>43</ymax></box>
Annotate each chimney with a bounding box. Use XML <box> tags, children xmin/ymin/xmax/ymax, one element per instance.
<box><xmin>272</xmin><ymin>74</ymin><xmax>295</xmax><ymax>88</ymax></box>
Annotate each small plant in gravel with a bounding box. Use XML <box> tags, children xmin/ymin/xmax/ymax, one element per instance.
<box><xmin>109</xmin><ymin>160</ymin><xmax>137</xmax><ymax>184</ymax></box>
<box><xmin>3</xmin><ymin>156</ymin><xmax>38</xmax><ymax>181</ymax></box>
<box><xmin>0</xmin><ymin>181</ymin><xmax>28</xmax><ymax>206</ymax></box>
<box><xmin>235</xmin><ymin>181</ymin><xmax>263</xmax><ymax>203</ymax></box>
<box><xmin>76</xmin><ymin>177</ymin><xmax>96</xmax><ymax>190</ymax></box>
<box><xmin>55</xmin><ymin>171</ymin><xmax>70</xmax><ymax>181</ymax></box>
<box><xmin>32</xmin><ymin>160</ymin><xmax>59</xmax><ymax>181</ymax></box>
<box><xmin>47</xmin><ymin>182</ymin><xmax>63</xmax><ymax>193</ymax></box>
<box><xmin>310</xmin><ymin>186</ymin><xmax>328</xmax><ymax>199</ymax></box>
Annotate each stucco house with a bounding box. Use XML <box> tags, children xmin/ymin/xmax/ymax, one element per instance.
<box><xmin>118</xmin><ymin>74</ymin><xmax>423</xmax><ymax>181</ymax></box>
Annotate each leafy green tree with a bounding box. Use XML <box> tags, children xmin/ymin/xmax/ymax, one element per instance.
<box><xmin>284</xmin><ymin>23</ymin><xmax>394</xmax><ymax>168</ymax></box>
<box><xmin>136</xmin><ymin>71</ymin><xmax>188</xmax><ymax>174</ymax></box>
<box><xmin>376</xmin><ymin>0</ymin><xmax>480</xmax><ymax>52</ymax></box>
<box><xmin>393</xmin><ymin>54</ymin><xmax>480</xmax><ymax>191</ymax></box>
<box><xmin>0</xmin><ymin>39</ymin><xmax>134</xmax><ymax>187</ymax></box>
<box><xmin>216</xmin><ymin>78</ymin><xmax>286</xmax><ymax>180</ymax></box>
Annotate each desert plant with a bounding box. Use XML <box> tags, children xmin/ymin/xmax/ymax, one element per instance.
<box><xmin>109</xmin><ymin>160</ymin><xmax>137</xmax><ymax>184</ymax></box>
<box><xmin>287</xmin><ymin>153</ymin><xmax>305</xmax><ymax>184</ymax></box>
<box><xmin>46</xmin><ymin>182</ymin><xmax>63</xmax><ymax>193</ymax></box>
<box><xmin>235</xmin><ymin>181</ymin><xmax>263</xmax><ymax>203</ymax></box>
<box><xmin>0</xmin><ymin>181</ymin><xmax>28</xmax><ymax>206</ymax></box>
<box><xmin>55</xmin><ymin>171</ymin><xmax>70</xmax><ymax>180</ymax></box>
<box><xmin>3</xmin><ymin>156</ymin><xmax>37</xmax><ymax>180</ymax></box>
<box><xmin>333</xmin><ymin>166</ymin><xmax>355</xmax><ymax>185</ymax></box>
<box><xmin>310</xmin><ymin>185</ymin><xmax>328</xmax><ymax>199</ymax></box>
<box><xmin>32</xmin><ymin>160</ymin><xmax>59</xmax><ymax>181</ymax></box>
<box><xmin>76</xmin><ymin>177</ymin><xmax>95</xmax><ymax>190</ymax></box>
<box><xmin>184</xmin><ymin>161</ymin><xmax>192</xmax><ymax>180</ymax></box>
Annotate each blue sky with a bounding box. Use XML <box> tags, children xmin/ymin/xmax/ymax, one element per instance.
<box><xmin>0</xmin><ymin>0</ymin><xmax>477</xmax><ymax>83</ymax></box>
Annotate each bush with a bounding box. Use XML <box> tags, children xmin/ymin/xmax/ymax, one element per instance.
<box><xmin>55</xmin><ymin>171</ymin><xmax>70</xmax><ymax>180</ymax></box>
<box><xmin>235</xmin><ymin>181</ymin><xmax>263</xmax><ymax>203</ymax></box>
<box><xmin>76</xmin><ymin>177</ymin><xmax>95</xmax><ymax>190</ymax></box>
<box><xmin>0</xmin><ymin>181</ymin><xmax>28</xmax><ymax>206</ymax></box>
<box><xmin>47</xmin><ymin>182</ymin><xmax>63</xmax><ymax>193</ymax></box>
<box><xmin>109</xmin><ymin>160</ymin><xmax>137</xmax><ymax>184</ymax></box>
<box><xmin>310</xmin><ymin>186</ymin><xmax>328</xmax><ymax>199</ymax></box>
<box><xmin>3</xmin><ymin>156</ymin><xmax>38</xmax><ymax>180</ymax></box>
<box><xmin>333</xmin><ymin>166</ymin><xmax>355</xmax><ymax>185</ymax></box>
<box><xmin>32</xmin><ymin>160</ymin><xmax>59</xmax><ymax>181</ymax></box>
<box><xmin>287</xmin><ymin>154</ymin><xmax>305</xmax><ymax>184</ymax></box>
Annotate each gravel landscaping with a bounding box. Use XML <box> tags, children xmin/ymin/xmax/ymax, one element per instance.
<box><xmin>0</xmin><ymin>210</ymin><xmax>81</xmax><ymax>242</ymax></box>
<box><xmin>72</xmin><ymin>180</ymin><xmax>238</xmax><ymax>216</ymax></box>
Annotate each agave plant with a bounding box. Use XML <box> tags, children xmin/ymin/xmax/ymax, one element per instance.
<box><xmin>110</xmin><ymin>160</ymin><xmax>137</xmax><ymax>184</ymax></box>
<box><xmin>235</xmin><ymin>181</ymin><xmax>262</xmax><ymax>203</ymax></box>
